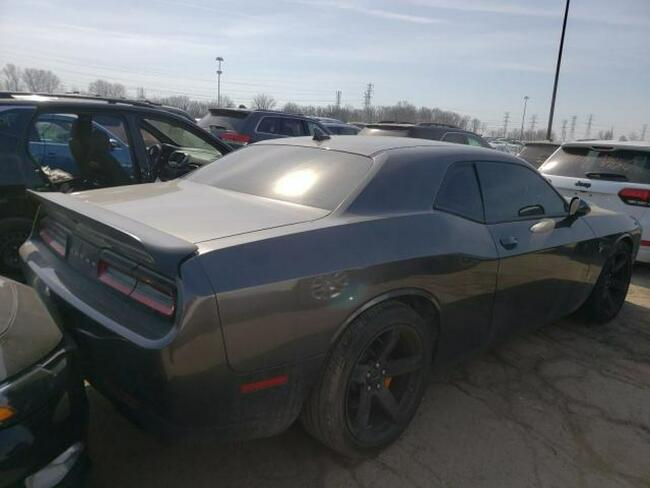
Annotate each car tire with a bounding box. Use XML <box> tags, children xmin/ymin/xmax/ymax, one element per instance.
<box><xmin>301</xmin><ymin>300</ymin><xmax>433</xmax><ymax>457</ymax></box>
<box><xmin>580</xmin><ymin>240</ymin><xmax>633</xmax><ymax>324</ymax></box>
<box><xmin>0</xmin><ymin>217</ymin><xmax>32</xmax><ymax>275</ymax></box>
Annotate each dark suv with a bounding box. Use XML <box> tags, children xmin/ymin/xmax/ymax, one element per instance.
<box><xmin>0</xmin><ymin>92</ymin><xmax>231</xmax><ymax>275</ymax></box>
<box><xmin>198</xmin><ymin>108</ymin><xmax>329</xmax><ymax>148</ymax></box>
<box><xmin>360</xmin><ymin>122</ymin><xmax>492</xmax><ymax>148</ymax></box>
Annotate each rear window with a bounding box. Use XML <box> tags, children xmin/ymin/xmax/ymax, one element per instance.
<box><xmin>540</xmin><ymin>146</ymin><xmax>650</xmax><ymax>184</ymax></box>
<box><xmin>187</xmin><ymin>145</ymin><xmax>372</xmax><ymax>210</ymax></box>
<box><xmin>199</xmin><ymin>111</ymin><xmax>248</xmax><ymax>133</ymax></box>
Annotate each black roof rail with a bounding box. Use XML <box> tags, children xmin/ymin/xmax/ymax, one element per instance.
<box><xmin>1</xmin><ymin>91</ymin><xmax>166</xmax><ymax>110</ymax></box>
<box><xmin>416</xmin><ymin>122</ymin><xmax>460</xmax><ymax>129</ymax></box>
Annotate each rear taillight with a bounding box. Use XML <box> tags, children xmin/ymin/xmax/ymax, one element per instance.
<box><xmin>97</xmin><ymin>255</ymin><xmax>176</xmax><ymax>318</ymax></box>
<box><xmin>618</xmin><ymin>188</ymin><xmax>650</xmax><ymax>207</ymax></box>
<box><xmin>220</xmin><ymin>131</ymin><xmax>250</xmax><ymax>145</ymax></box>
<box><xmin>39</xmin><ymin>226</ymin><xmax>68</xmax><ymax>257</ymax></box>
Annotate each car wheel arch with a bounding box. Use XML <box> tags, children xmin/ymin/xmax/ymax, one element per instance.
<box><xmin>330</xmin><ymin>288</ymin><xmax>441</xmax><ymax>356</ymax></box>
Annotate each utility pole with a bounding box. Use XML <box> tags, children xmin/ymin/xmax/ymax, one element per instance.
<box><xmin>215</xmin><ymin>56</ymin><xmax>224</xmax><ymax>107</ymax></box>
<box><xmin>546</xmin><ymin>0</ymin><xmax>570</xmax><ymax>141</ymax></box>
<box><xmin>641</xmin><ymin>124</ymin><xmax>647</xmax><ymax>141</ymax></box>
<box><xmin>503</xmin><ymin>112</ymin><xmax>510</xmax><ymax>138</ymax></box>
<box><xmin>585</xmin><ymin>114</ymin><xmax>593</xmax><ymax>139</ymax></box>
<box><xmin>561</xmin><ymin>119</ymin><xmax>568</xmax><ymax>141</ymax></box>
<box><xmin>519</xmin><ymin>96</ymin><xmax>529</xmax><ymax>141</ymax></box>
<box><xmin>363</xmin><ymin>83</ymin><xmax>374</xmax><ymax>122</ymax></box>
<box><xmin>570</xmin><ymin>115</ymin><xmax>577</xmax><ymax>140</ymax></box>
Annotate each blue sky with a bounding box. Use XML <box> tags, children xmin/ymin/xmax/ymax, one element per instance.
<box><xmin>1</xmin><ymin>0</ymin><xmax>648</xmax><ymax>136</ymax></box>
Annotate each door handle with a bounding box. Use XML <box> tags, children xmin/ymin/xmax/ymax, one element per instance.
<box><xmin>499</xmin><ymin>236</ymin><xmax>518</xmax><ymax>250</ymax></box>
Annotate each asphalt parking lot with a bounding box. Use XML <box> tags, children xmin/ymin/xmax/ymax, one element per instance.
<box><xmin>87</xmin><ymin>265</ymin><xmax>650</xmax><ymax>488</ymax></box>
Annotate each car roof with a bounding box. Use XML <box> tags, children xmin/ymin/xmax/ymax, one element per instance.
<box><xmin>0</xmin><ymin>93</ymin><xmax>194</xmax><ymax>119</ymax></box>
<box><xmin>255</xmin><ymin>135</ymin><xmax>518</xmax><ymax>160</ymax></box>
<box><xmin>562</xmin><ymin>140</ymin><xmax>650</xmax><ymax>152</ymax></box>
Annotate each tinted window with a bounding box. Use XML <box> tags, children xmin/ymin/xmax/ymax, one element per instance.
<box><xmin>540</xmin><ymin>146</ymin><xmax>650</xmax><ymax>183</ymax></box>
<box><xmin>187</xmin><ymin>145</ymin><xmax>372</xmax><ymax>210</ymax></box>
<box><xmin>442</xmin><ymin>132</ymin><xmax>468</xmax><ymax>145</ymax></box>
<box><xmin>306</xmin><ymin>120</ymin><xmax>326</xmax><ymax>136</ymax></box>
<box><xmin>257</xmin><ymin>117</ymin><xmax>305</xmax><ymax>137</ymax></box>
<box><xmin>0</xmin><ymin>106</ymin><xmax>32</xmax><ymax>137</ymax></box>
<box><xmin>199</xmin><ymin>111</ymin><xmax>248</xmax><ymax>134</ymax></box>
<box><xmin>436</xmin><ymin>163</ymin><xmax>484</xmax><ymax>221</ymax></box>
<box><xmin>477</xmin><ymin>162</ymin><xmax>566</xmax><ymax>223</ymax></box>
<box><xmin>467</xmin><ymin>134</ymin><xmax>488</xmax><ymax>148</ymax></box>
<box><xmin>142</xmin><ymin>118</ymin><xmax>224</xmax><ymax>164</ymax></box>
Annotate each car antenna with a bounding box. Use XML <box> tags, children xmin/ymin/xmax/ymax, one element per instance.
<box><xmin>313</xmin><ymin>131</ymin><xmax>331</xmax><ymax>142</ymax></box>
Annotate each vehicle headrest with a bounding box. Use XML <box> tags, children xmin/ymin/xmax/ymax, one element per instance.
<box><xmin>87</xmin><ymin>130</ymin><xmax>111</xmax><ymax>154</ymax></box>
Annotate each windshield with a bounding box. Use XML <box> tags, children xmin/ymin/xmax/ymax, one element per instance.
<box><xmin>518</xmin><ymin>144</ymin><xmax>559</xmax><ymax>168</ymax></box>
<box><xmin>187</xmin><ymin>145</ymin><xmax>372</xmax><ymax>210</ymax></box>
<box><xmin>540</xmin><ymin>146</ymin><xmax>650</xmax><ymax>183</ymax></box>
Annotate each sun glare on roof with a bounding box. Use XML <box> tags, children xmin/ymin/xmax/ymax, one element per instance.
<box><xmin>273</xmin><ymin>168</ymin><xmax>319</xmax><ymax>198</ymax></box>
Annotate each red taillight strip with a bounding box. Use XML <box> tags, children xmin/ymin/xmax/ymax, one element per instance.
<box><xmin>641</xmin><ymin>240</ymin><xmax>650</xmax><ymax>247</ymax></box>
<box><xmin>240</xmin><ymin>375</ymin><xmax>289</xmax><ymax>394</ymax></box>
<box><xmin>220</xmin><ymin>131</ymin><xmax>250</xmax><ymax>144</ymax></box>
<box><xmin>39</xmin><ymin>228</ymin><xmax>66</xmax><ymax>257</ymax></box>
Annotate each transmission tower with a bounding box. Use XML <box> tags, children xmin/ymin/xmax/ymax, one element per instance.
<box><xmin>503</xmin><ymin>112</ymin><xmax>510</xmax><ymax>137</ymax></box>
<box><xmin>585</xmin><ymin>114</ymin><xmax>594</xmax><ymax>139</ymax></box>
<box><xmin>561</xmin><ymin>119</ymin><xmax>568</xmax><ymax>141</ymax></box>
<box><xmin>335</xmin><ymin>90</ymin><xmax>342</xmax><ymax>109</ymax></box>
<box><xmin>641</xmin><ymin>124</ymin><xmax>647</xmax><ymax>141</ymax></box>
<box><xmin>569</xmin><ymin>115</ymin><xmax>577</xmax><ymax>141</ymax></box>
<box><xmin>363</xmin><ymin>83</ymin><xmax>374</xmax><ymax>122</ymax></box>
<box><xmin>529</xmin><ymin>114</ymin><xmax>537</xmax><ymax>139</ymax></box>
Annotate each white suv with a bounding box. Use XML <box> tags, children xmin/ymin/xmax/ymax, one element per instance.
<box><xmin>540</xmin><ymin>141</ymin><xmax>650</xmax><ymax>263</ymax></box>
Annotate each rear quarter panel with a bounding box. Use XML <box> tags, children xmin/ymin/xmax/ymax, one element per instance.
<box><xmin>198</xmin><ymin>212</ymin><xmax>499</xmax><ymax>372</ymax></box>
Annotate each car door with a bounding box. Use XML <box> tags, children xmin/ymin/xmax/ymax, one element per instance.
<box><xmin>476</xmin><ymin>161</ymin><xmax>595</xmax><ymax>343</ymax></box>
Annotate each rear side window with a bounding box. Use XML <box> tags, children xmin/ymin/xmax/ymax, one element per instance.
<box><xmin>467</xmin><ymin>134</ymin><xmax>489</xmax><ymax>148</ymax></box>
<box><xmin>187</xmin><ymin>145</ymin><xmax>372</xmax><ymax>210</ymax></box>
<box><xmin>435</xmin><ymin>163</ymin><xmax>484</xmax><ymax>221</ymax></box>
<box><xmin>0</xmin><ymin>106</ymin><xmax>33</xmax><ymax>137</ymax></box>
<box><xmin>257</xmin><ymin>117</ymin><xmax>306</xmax><ymax>137</ymax></box>
<box><xmin>477</xmin><ymin>162</ymin><xmax>567</xmax><ymax>223</ymax></box>
<box><xmin>442</xmin><ymin>132</ymin><xmax>468</xmax><ymax>145</ymax></box>
<box><xmin>540</xmin><ymin>146</ymin><xmax>650</xmax><ymax>184</ymax></box>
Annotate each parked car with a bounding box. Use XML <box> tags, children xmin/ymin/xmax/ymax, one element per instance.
<box><xmin>0</xmin><ymin>92</ymin><xmax>231</xmax><ymax>275</ymax></box>
<box><xmin>312</xmin><ymin>117</ymin><xmax>344</xmax><ymax>125</ymax></box>
<box><xmin>360</xmin><ymin>122</ymin><xmax>492</xmax><ymax>147</ymax></box>
<box><xmin>321</xmin><ymin>122</ymin><xmax>360</xmax><ymax>135</ymax></box>
<box><xmin>0</xmin><ymin>275</ymin><xmax>88</xmax><ymax>487</ymax></box>
<box><xmin>198</xmin><ymin>108</ymin><xmax>329</xmax><ymax>148</ymax></box>
<box><xmin>540</xmin><ymin>140</ymin><xmax>650</xmax><ymax>263</ymax></box>
<box><xmin>516</xmin><ymin>141</ymin><xmax>560</xmax><ymax>168</ymax></box>
<box><xmin>22</xmin><ymin>136</ymin><xmax>639</xmax><ymax>458</ymax></box>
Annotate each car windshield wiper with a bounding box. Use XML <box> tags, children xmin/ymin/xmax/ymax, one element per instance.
<box><xmin>585</xmin><ymin>172</ymin><xmax>628</xmax><ymax>182</ymax></box>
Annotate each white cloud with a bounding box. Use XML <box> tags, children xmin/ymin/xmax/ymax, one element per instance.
<box><xmin>284</xmin><ymin>0</ymin><xmax>445</xmax><ymax>24</ymax></box>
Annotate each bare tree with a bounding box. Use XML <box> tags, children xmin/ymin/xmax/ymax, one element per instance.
<box><xmin>283</xmin><ymin>102</ymin><xmax>302</xmax><ymax>114</ymax></box>
<box><xmin>251</xmin><ymin>94</ymin><xmax>276</xmax><ymax>110</ymax></box>
<box><xmin>88</xmin><ymin>79</ymin><xmax>126</xmax><ymax>98</ymax></box>
<box><xmin>22</xmin><ymin>68</ymin><xmax>61</xmax><ymax>93</ymax></box>
<box><xmin>219</xmin><ymin>95</ymin><xmax>235</xmax><ymax>108</ymax></box>
<box><xmin>1</xmin><ymin>63</ymin><xmax>23</xmax><ymax>91</ymax></box>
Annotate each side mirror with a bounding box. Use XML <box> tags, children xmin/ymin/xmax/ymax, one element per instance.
<box><xmin>568</xmin><ymin>196</ymin><xmax>590</xmax><ymax>217</ymax></box>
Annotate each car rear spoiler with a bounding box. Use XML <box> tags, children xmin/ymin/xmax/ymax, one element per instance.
<box><xmin>28</xmin><ymin>190</ymin><xmax>198</xmax><ymax>277</ymax></box>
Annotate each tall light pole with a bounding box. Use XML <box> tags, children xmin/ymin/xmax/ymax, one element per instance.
<box><xmin>520</xmin><ymin>95</ymin><xmax>529</xmax><ymax>141</ymax></box>
<box><xmin>546</xmin><ymin>0</ymin><xmax>570</xmax><ymax>141</ymax></box>
<box><xmin>216</xmin><ymin>56</ymin><xmax>224</xmax><ymax>107</ymax></box>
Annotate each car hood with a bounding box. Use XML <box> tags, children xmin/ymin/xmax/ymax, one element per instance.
<box><xmin>72</xmin><ymin>180</ymin><xmax>329</xmax><ymax>244</ymax></box>
<box><xmin>0</xmin><ymin>276</ymin><xmax>62</xmax><ymax>383</ymax></box>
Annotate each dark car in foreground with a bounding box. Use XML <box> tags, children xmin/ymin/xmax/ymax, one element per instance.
<box><xmin>0</xmin><ymin>275</ymin><xmax>87</xmax><ymax>487</ymax></box>
<box><xmin>21</xmin><ymin>136</ymin><xmax>639</xmax><ymax>457</ymax></box>
<box><xmin>0</xmin><ymin>92</ymin><xmax>230</xmax><ymax>276</ymax></box>
<box><xmin>197</xmin><ymin>108</ymin><xmax>329</xmax><ymax>148</ymax></box>
<box><xmin>360</xmin><ymin>122</ymin><xmax>492</xmax><ymax>148</ymax></box>
<box><xmin>516</xmin><ymin>141</ymin><xmax>560</xmax><ymax>168</ymax></box>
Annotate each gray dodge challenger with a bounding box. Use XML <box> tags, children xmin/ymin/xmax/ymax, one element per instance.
<box><xmin>21</xmin><ymin>135</ymin><xmax>640</xmax><ymax>456</ymax></box>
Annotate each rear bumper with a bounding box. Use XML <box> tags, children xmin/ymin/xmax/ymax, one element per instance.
<box><xmin>0</xmin><ymin>349</ymin><xmax>87</xmax><ymax>488</ymax></box>
<box><xmin>20</xmin><ymin>239</ymin><xmax>320</xmax><ymax>442</ymax></box>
